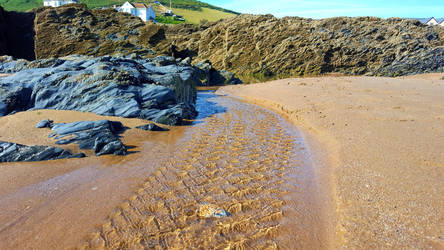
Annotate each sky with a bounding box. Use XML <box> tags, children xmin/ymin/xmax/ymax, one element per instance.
<box><xmin>202</xmin><ymin>0</ymin><xmax>444</xmax><ymax>19</ymax></box>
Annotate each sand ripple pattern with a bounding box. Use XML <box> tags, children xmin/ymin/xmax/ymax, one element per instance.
<box><xmin>82</xmin><ymin>96</ymin><xmax>309</xmax><ymax>249</ymax></box>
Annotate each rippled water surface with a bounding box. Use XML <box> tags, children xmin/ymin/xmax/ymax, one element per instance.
<box><xmin>0</xmin><ymin>91</ymin><xmax>325</xmax><ymax>249</ymax></box>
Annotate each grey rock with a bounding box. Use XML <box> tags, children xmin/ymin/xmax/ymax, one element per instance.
<box><xmin>0</xmin><ymin>55</ymin><xmax>198</xmax><ymax>125</ymax></box>
<box><xmin>50</xmin><ymin>120</ymin><xmax>127</xmax><ymax>156</ymax></box>
<box><xmin>136</xmin><ymin>123</ymin><xmax>169</xmax><ymax>131</ymax></box>
<box><xmin>0</xmin><ymin>141</ymin><xmax>85</xmax><ymax>163</ymax></box>
<box><xmin>36</xmin><ymin>119</ymin><xmax>53</xmax><ymax>128</ymax></box>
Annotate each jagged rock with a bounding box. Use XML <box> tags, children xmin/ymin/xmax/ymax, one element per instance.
<box><xmin>167</xmin><ymin>15</ymin><xmax>444</xmax><ymax>81</ymax></box>
<box><xmin>195</xmin><ymin>60</ymin><xmax>242</xmax><ymax>86</ymax></box>
<box><xmin>136</xmin><ymin>123</ymin><xmax>169</xmax><ymax>131</ymax></box>
<box><xmin>49</xmin><ymin>120</ymin><xmax>127</xmax><ymax>156</ymax></box>
<box><xmin>36</xmin><ymin>119</ymin><xmax>53</xmax><ymax>128</ymax></box>
<box><xmin>0</xmin><ymin>55</ymin><xmax>197</xmax><ymax>125</ymax></box>
<box><xmin>0</xmin><ymin>141</ymin><xmax>85</xmax><ymax>162</ymax></box>
<box><xmin>33</xmin><ymin>4</ymin><xmax>151</xmax><ymax>59</ymax></box>
<box><xmin>6</xmin><ymin>4</ymin><xmax>442</xmax><ymax>82</ymax></box>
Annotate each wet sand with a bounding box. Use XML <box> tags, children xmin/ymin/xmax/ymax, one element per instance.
<box><xmin>0</xmin><ymin>93</ymin><xmax>327</xmax><ymax>249</ymax></box>
<box><xmin>218</xmin><ymin>76</ymin><xmax>444</xmax><ymax>248</ymax></box>
<box><xmin>0</xmin><ymin>110</ymin><xmax>186</xmax><ymax>249</ymax></box>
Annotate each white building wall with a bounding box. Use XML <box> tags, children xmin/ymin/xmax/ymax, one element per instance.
<box><xmin>136</xmin><ymin>9</ymin><xmax>147</xmax><ymax>21</ymax></box>
<box><xmin>117</xmin><ymin>2</ymin><xmax>156</xmax><ymax>22</ymax></box>
<box><xmin>426</xmin><ymin>18</ymin><xmax>439</xmax><ymax>25</ymax></box>
<box><xmin>44</xmin><ymin>0</ymin><xmax>76</xmax><ymax>7</ymax></box>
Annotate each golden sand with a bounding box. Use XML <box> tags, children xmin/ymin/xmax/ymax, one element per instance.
<box><xmin>217</xmin><ymin>76</ymin><xmax>444</xmax><ymax>248</ymax></box>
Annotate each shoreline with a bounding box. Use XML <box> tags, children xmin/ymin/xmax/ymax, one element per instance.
<box><xmin>217</xmin><ymin>75</ymin><xmax>444</xmax><ymax>248</ymax></box>
<box><xmin>219</xmin><ymin>92</ymin><xmax>342</xmax><ymax>249</ymax></box>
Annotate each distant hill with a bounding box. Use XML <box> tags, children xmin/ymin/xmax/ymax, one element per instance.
<box><xmin>0</xmin><ymin>0</ymin><xmax>239</xmax><ymax>16</ymax></box>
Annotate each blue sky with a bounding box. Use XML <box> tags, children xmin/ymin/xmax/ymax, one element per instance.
<box><xmin>202</xmin><ymin>0</ymin><xmax>444</xmax><ymax>19</ymax></box>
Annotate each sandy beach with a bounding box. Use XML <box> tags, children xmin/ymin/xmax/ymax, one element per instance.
<box><xmin>217</xmin><ymin>76</ymin><xmax>444</xmax><ymax>248</ymax></box>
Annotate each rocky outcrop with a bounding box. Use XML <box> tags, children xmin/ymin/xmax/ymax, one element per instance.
<box><xmin>33</xmin><ymin>4</ymin><xmax>151</xmax><ymax>59</ymax></box>
<box><xmin>0</xmin><ymin>55</ymin><xmax>198</xmax><ymax>125</ymax></box>
<box><xmin>3</xmin><ymin>4</ymin><xmax>443</xmax><ymax>81</ymax></box>
<box><xmin>0</xmin><ymin>141</ymin><xmax>85</xmax><ymax>162</ymax></box>
<box><xmin>49</xmin><ymin>120</ymin><xmax>127</xmax><ymax>156</ymax></box>
<box><xmin>168</xmin><ymin>15</ymin><xmax>444</xmax><ymax>81</ymax></box>
<box><xmin>31</xmin><ymin>5</ymin><xmax>444</xmax><ymax>81</ymax></box>
<box><xmin>0</xmin><ymin>6</ymin><xmax>35</xmax><ymax>60</ymax></box>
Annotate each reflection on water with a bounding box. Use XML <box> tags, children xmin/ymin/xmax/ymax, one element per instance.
<box><xmin>193</xmin><ymin>91</ymin><xmax>228</xmax><ymax>122</ymax></box>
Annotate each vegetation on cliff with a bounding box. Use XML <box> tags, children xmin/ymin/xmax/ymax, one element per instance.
<box><xmin>0</xmin><ymin>0</ymin><xmax>238</xmax><ymax>14</ymax></box>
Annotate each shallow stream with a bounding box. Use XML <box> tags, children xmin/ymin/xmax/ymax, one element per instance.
<box><xmin>0</xmin><ymin>91</ymin><xmax>325</xmax><ymax>249</ymax></box>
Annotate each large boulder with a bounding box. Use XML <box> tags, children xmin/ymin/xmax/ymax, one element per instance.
<box><xmin>0</xmin><ymin>55</ymin><xmax>198</xmax><ymax>125</ymax></box>
<box><xmin>49</xmin><ymin>120</ymin><xmax>127</xmax><ymax>156</ymax></box>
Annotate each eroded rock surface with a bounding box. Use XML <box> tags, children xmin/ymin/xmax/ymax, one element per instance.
<box><xmin>0</xmin><ymin>141</ymin><xmax>85</xmax><ymax>162</ymax></box>
<box><xmin>24</xmin><ymin>4</ymin><xmax>444</xmax><ymax>81</ymax></box>
<box><xmin>0</xmin><ymin>55</ymin><xmax>198</xmax><ymax>125</ymax></box>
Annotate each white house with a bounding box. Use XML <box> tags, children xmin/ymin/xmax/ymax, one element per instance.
<box><xmin>118</xmin><ymin>2</ymin><xmax>156</xmax><ymax>22</ymax></box>
<box><xmin>43</xmin><ymin>0</ymin><xmax>78</xmax><ymax>7</ymax></box>
<box><xmin>426</xmin><ymin>17</ymin><xmax>439</xmax><ymax>26</ymax></box>
<box><xmin>415</xmin><ymin>17</ymin><xmax>444</xmax><ymax>26</ymax></box>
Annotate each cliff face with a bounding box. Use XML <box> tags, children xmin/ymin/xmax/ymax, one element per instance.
<box><xmin>0</xmin><ymin>6</ymin><xmax>35</xmax><ymax>60</ymax></box>
<box><xmin>167</xmin><ymin>15</ymin><xmax>444</xmax><ymax>80</ymax></box>
<box><xmin>33</xmin><ymin>4</ymin><xmax>152</xmax><ymax>59</ymax></box>
<box><xmin>3</xmin><ymin>4</ymin><xmax>444</xmax><ymax>81</ymax></box>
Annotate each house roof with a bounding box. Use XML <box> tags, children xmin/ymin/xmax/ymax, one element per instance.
<box><xmin>414</xmin><ymin>17</ymin><xmax>434</xmax><ymax>24</ymax></box>
<box><xmin>436</xmin><ymin>18</ymin><xmax>444</xmax><ymax>24</ymax></box>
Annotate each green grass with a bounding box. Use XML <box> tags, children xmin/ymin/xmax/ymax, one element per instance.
<box><xmin>157</xmin><ymin>0</ymin><xmax>238</xmax><ymax>14</ymax></box>
<box><xmin>155</xmin><ymin>15</ymin><xmax>184</xmax><ymax>24</ymax></box>
<box><xmin>172</xmin><ymin>7</ymin><xmax>235</xmax><ymax>24</ymax></box>
<box><xmin>0</xmin><ymin>0</ymin><xmax>40</xmax><ymax>12</ymax></box>
<box><xmin>0</xmin><ymin>0</ymin><xmax>239</xmax><ymax>14</ymax></box>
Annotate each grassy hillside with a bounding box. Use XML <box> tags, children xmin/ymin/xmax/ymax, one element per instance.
<box><xmin>0</xmin><ymin>0</ymin><xmax>239</xmax><ymax>14</ymax></box>
<box><xmin>172</xmin><ymin>7</ymin><xmax>235</xmax><ymax>24</ymax></box>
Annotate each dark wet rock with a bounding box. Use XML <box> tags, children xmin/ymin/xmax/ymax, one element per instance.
<box><xmin>195</xmin><ymin>60</ymin><xmax>242</xmax><ymax>86</ymax></box>
<box><xmin>0</xmin><ymin>141</ymin><xmax>85</xmax><ymax>163</ymax></box>
<box><xmin>36</xmin><ymin>119</ymin><xmax>53</xmax><ymax>128</ymax></box>
<box><xmin>371</xmin><ymin>47</ymin><xmax>444</xmax><ymax>76</ymax></box>
<box><xmin>50</xmin><ymin>120</ymin><xmax>127</xmax><ymax>156</ymax></box>
<box><xmin>210</xmin><ymin>70</ymin><xmax>242</xmax><ymax>85</ymax></box>
<box><xmin>136</xmin><ymin>123</ymin><xmax>169</xmax><ymax>131</ymax></box>
<box><xmin>0</xmin><ymin>55</ymin><xmax>197</xmax><ymax>125</ymax></box>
